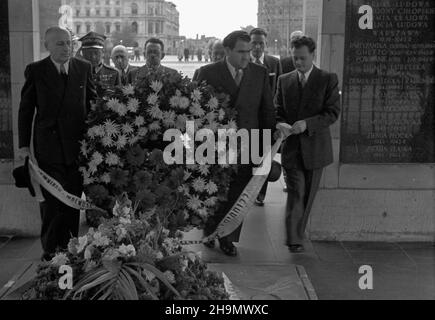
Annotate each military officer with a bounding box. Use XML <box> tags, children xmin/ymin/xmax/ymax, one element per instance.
<box><xmin>79</xmin><ymin>32</ymin><xmax>120</xmax><ymax>96</ymax></box>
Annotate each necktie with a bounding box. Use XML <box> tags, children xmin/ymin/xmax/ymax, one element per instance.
<box><xmin>299</xmin><ymin>72</ymin><xmax>306</xmax><ymax>88</ymax></box>
<box><xmin>234</xmin><ymin>69</ymin><xmax>243</xmax><ymax>86</ymax></box>
<box><xmin>121</xmin><ymin>69</ymin><xmax>127</xmax><ymax>85</ymax></box>
<box><xmin>255</xmin><ymin>58</ymin><xmax>262</xmax><ymax>65</ymax></box>
<box><xmin>59</xmin><ymin>63</ymin><xmax>68</xmax><ymax>83</ymax></box>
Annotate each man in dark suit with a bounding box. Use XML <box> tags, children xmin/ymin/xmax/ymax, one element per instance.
<box><xmin>111</xmin><ymin>45</ymin><xmax>139</xmax><ymax>85</ymax></box>
<box><xmin>136</xmin><ymin>38</ymin><xmax>178</xmax><ymax>82</ymax></box>
<box><xmin>275</xmin><ymin>36</ymin><xmax>340</xmax><ymax>253</ymax></box>
<box><xmin>17</xmin><ymin>27</ymin><xmax>97</xmax><ymax>260</ymax></box>
<box><xmin>249</xmin><ymin>27</ymin><xmax>282</xmax><ymax>206</ymax></box>
<box><xmin>79</xmin><ymin>31</ymin><xmax>120</xmax><ymax>96</ymax></box>
<box><xmin>195</xmin><ymin>31</ymin><xmax>276</xmax><ymax>256</ymax></box>
<box><xmin>280</xmin><ymin>30</ymin><xmax>304</xmax><ymax>74</ymax></box>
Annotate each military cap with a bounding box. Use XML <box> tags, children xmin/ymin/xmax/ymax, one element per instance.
<box><xmin>79</xmin><ymin>31</ymin><xmax>106</xmax><ymax>49</ymax></box>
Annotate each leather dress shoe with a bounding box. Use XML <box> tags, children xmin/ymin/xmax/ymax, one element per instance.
<box><xmin>288</xmin><ymin>244</ymin><xmax>304</xmax><ymax>253</ymax></box>
<box><xmin>219</xmin><ymin>239</ymin><xmax>237</xmax><ymax>256</ymax></box>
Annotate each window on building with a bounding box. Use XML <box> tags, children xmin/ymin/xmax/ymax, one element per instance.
<box><xmin>106</xmin><ymin>9</ymin><xmax>110</xmax><ymax>17</ymax></box>
<box><xmin>148</xmin><ymin>22</ymin><xmax>153</xmax><ymax>34</ymax></box>
<box><xmin>96</xmin><ymin>9</ymin><xmax>100</xmax><ymax>16</ymax></box>
<box><xmin>155</xmin><ymin>22</ymin><xmax>160</xmax><ymax>34</ymax></box>
<box><xmin>76</xmin><ymin>24</ymin><xmax>81</xmax><ymax>35</ymax></box>
<box><xmin>86</xmin><ymin>24</ymin><xmax>91</xmax><ymax>33</ymax></box>
<box><xmin>105</xmin><ymin>23</ymin><xmax>111</xmax><ymax>34</ymax></box>
<box><xmin>106</xmin><ymin>0</ymin><xmax>110</xmax><ymax>4</ymax></box>
<box><xmin>96</xmin><ymin>0</ymin><xmax>100</xmax><ymax>5</ymax></box>
<box><xmin>115</xmin><ymin>23</ymin><xmax>121</xmax><ymax>32</ymax></box>
<box><xmin>86</xmin><ymin>0</ymin><xmax>90</xmax><ymax>5</ymax></box>
<box><xmin>132</xmin><ymin>3</ymin><xmax>138</xmax><ymax>15</ymax></box>
<box><xmin>116</xmin><ymin>9</ymin><xmax>120</xmax><ymax>16</ymax></box>
<box><xmin>76</xmin><ymin>9</ymin><xmax>80</xmax><ymax>17</ymax></box>
<box><xmin>148</xmin><ymin>5</ymin><xmax>154</xmax><ymax>16</ymax></box>
<box><xmin>86</xmin><ymin>9</ymin><xmax>90</xmax><ymax>17</ymax></box>
<box><xmin>132</xmin><ymin>21</ymin><xmax>138</xmax><ymax>33</ymax></box>
<box><xmin>116</xmin><ymin>0</ymin><xmax>120</xmax><ymax>5</ymax></box>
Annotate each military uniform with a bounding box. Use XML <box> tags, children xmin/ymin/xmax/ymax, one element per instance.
<box><xmin>79</xmin><ymin>32</ymin><xmax>121</xmax><ymax>96</ymax></box>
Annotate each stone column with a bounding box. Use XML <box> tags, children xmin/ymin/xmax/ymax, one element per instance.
<box><xmin>0</xmin><ymin>0</ymin><xmax>41</xmax><ymax>236</ymax></box>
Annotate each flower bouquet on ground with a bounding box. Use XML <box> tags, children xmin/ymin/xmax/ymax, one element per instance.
<box><xmin>22</xmin><ymin>195</ymin><xmax>229</xmax><ymax>300</ymax></box>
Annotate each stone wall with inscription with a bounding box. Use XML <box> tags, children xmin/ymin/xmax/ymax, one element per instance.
<box><xmin>0</xmin><ymin>0</ymin><xmax>13</xmax><ymax>159</ymax></box>
<box><xmin>340</xmin><ymin>0</ymin><xmax>435</xmax><ymax>163</ymax></box>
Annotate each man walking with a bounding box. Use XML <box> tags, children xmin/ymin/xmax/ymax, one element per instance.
<box><xmin>275</xmin><ymin>36</ymin><xmax>340</xmax><ymax>253</ymax></box>
<box><xmin>18</xmin><ymin>27</ymin><xmax>97</xmax><ymax>261</ymax></box>
<box><xmin>194</xmin><ymin>31</ymin><xmax>276</xmax><ymax>256</ymax></box>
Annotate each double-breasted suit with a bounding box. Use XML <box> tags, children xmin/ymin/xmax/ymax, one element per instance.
<box><xmin>195</xmin><ymin>59</ymin><xmax>276</xmax><ymax>243</ymax></box>
<box><xmin>18</xmin><ymin>56</ymin><xmax>97</xmax><ymax>255</ymax></box>
<box><xmin>275</xmin><ymin>66</ymin><xmax>340</xmax><ymax>245</ymax></box>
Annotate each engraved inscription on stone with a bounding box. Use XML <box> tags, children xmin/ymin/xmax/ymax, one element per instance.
<box><xmin>340</xmin><ymin>0</ymin><xmax>435</xmax><ymax>163</ymax></box>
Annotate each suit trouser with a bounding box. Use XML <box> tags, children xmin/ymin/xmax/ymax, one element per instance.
<box><xmin>38</xmin><ymin>160</ymin><xmax>83</xmax><ymax>254</ymax></box>
<box><xmin>284</xmin><ymin>156</ymin><xmax>323</xmax><ymax>245</ymax></box>
<box><xmin>204</xmin><ymin>165</ymin><xmax>252</xmax><ymax>243</ymax></box>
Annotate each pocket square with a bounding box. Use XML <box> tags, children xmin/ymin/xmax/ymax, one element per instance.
<box><xmin>269</xmin><ymin>73</ymin><xmax>276</xmax><ymax>76</ymax></box>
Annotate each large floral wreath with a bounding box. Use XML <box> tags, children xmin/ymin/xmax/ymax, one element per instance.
<box><xmin>22</xmin><ymin>69</ymin><xmax>240</xmax><ymax>300</ymax></box>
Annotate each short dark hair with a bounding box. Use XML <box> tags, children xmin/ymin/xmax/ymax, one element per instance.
<box><xmin>249</xmin><ymin>28</ymin><xmax>268</xmax><ymax>37</ymax></box>
<box><xmin>290</xmin><ymin>36</ymin><xmax>316</xmax><ymax>53</ymax></box>
<box><xmin>223</xmin><ymin>31</ymin><xmax>251</xmax><ymax>50</ymax></box>
<box><xmin>145</xmin><ymin>37</ymin><xmax>164</xmax><ymax>52</ymax></box>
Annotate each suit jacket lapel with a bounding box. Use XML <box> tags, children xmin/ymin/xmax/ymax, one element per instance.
<box><xmin>287</xmin><ymin>71</ymin><xmax>300</xmax><ymax>110</ymax></box>
<box><xmin>234</xmin><ymin>64</ymin><xmax>252</xmax><ymax>108</ymax></box>
<box><xmin>218</xmin><ymin>60</ymin><xmax>239</xmax><ymax>97</ymax></box>
<box><xmin>42</xmin><ymin>57</ymin><xmax>64</xmax><ymax>102</ymax></box>
<box><xmin>300</xmin><ymin>66</ymin><xmax>320</xmax><ymax>107</ymax></box>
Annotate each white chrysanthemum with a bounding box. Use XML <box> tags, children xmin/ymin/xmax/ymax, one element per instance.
<box><xmin>88</xmin><ymin>161</ymin><xmax>98</xmax><ymax>174</ymax></box>
<box><xmin>177</xmin><ymin>184</ymin><xmax>190</xmax><ymax>195</ymax></box>
<box><xmin>227</xmin><ymin>120</ymin><xmax>238</xmax><ymax>130</ymax></box>
<box><xmin>207</xmin><ymin>97</ymin><xmax>219</xmax><ymax>110</ymax></box>
<box><xmin>197</xmin><ymin>207</ymin><xmax>209</xmax><ymax>219</ymax></box>
<box><xmin>84</xmin><ymin>245</ymin><xmax>94</xmax><ymax>260</ymax></box>
<box><xmin>87</xmin><ymin>125</ymin><xmax>105</xmax><ymax>138</ymax></box>
<box><xmin>138</xmin><ymin>127</ymin><xmax>148</xmax><ymax>137</ymax></box>
<box><xmin>119</xmin><ymin>216</ymin><xmax>131</xmax><ymax>225</ymax></box>
<box><xmin>143</xmin><ymin>269</ymin><xmax>156</xmax><ymax>281</ymax></box>
<box><xmin>191</xmin><ymin>89</ymin><xmax>202</xmax><ymax>102</ymax></box>
<box><xmin>192</xmin><ymin>177</ymin><xmax>206</xmax><ymax>192</ymax></box>
<box><xmin>179</xmin><ymin>97</ymin><xmax>190</xmax><ymax>109</ymax></box>
<box><xmin>218</xmin><ymin>109</ymin><xmax>226</xmax><ymax>121</ymax></box>
<box><xmin>91</xmin><ymin>152</ymin><xmax>104</xmax><ymax>165</ymax></box>
<box><xmin>104</xmin><ymin>120</ymin><xmax>120</xmax><ymax>137</ymax></box>
<box><xmin>175</xmin><ymin>115</ymin><xmax>188</xmax><ymax>130</ymax></box>
<box><xmin>80</xmin><ymin>141</ymin><xmax>88</xmax><ymax>157</ymax></box>
<box><xmin>147</xmin><ymin>93</ymin><xmax>159</xmax><ymax>106</ymax></box>
<box><xmin>107</xmin><ymin>98</ymin><xmax>121</xmax><ymax>112</ymax></box>
<box><xmin>122</xmin><ymin>84</ymin><xmax>135</xmax><ymax>96</ymax></box>
<box><xmin>92</xmin><ymin>232</ymin><xmax>110</xmax><ymax>247</ymax></box>
<box><xmin>77</xmin><ymin>235</ymin><xmax>88</xmax><ymax>253</ymax></box>
<box><xmin>101</xmin><ymin>135</ymin><xmax>114</xmax><ymax>147</ymax></box>
<box><xmin>197</xmin><ymin>165</ymin><xmax>210</xmax><ymax>176</ymax></box>
<box><xmin>116</xmin><ymin>226</ymin><xmax>127</xmax><ymax>241</ymax></box>
<box><xmin>187</xmin><ymin>196</ymin><xmax>202</xmax><ymax>210</ymax></box>
<box><xmin>164</xmin><ymin>270</ymin><xmax>176</xmax><ymax>284</ymax></box>
<box><xmin>118</xmin><ymin>244</ymin><xmax>136</xmax><ymax>257</ymax></box>
<box><xmin>100</xmin><ymin>172</ymin><xmax>111</xmax><ymax>184</ymax></box>
<box><xmin>127</xmin><ymin>98</ymin><xmax>140</xmax><ymax>113</ymax></box>
<box><xmin>148</xmin><ymin>104</ymin><xmax>164</xmax><ymax>119</ymax></box>
<box><xmin>150</xmin><ymin>80</ymin><xmax>163</xmax><ymax>93</ymax></box>
<box><xmin>162</xmin><ymin>111</ymin><xmax>176</xmax><ymax>127</ymax></box>
<box><xmin>148</xmin><ymin>121</ymin><xmax>161</xmax><ymax>131</ymax></box>
<box><xmin>204</xmin><ymin>196</ymin><xmax>218</xmax><ymax>207</ymax></box>
<box><xmin>205</xmin><ymin>111</ymin><xmax>216</xmax><ymax>123</ymax></box>
<box><xmin>134</xmin><ymin>115</ymin><xmax>145</xmax><ymax>127</ymax></box>
<box><xmin>169</xmin><ymin>95</ymin><xmax>181</xmax><ymax>108</ymax></box>
<box><xmin>105</xmin><ymin>152</ymin><xmax>120</xmax><ymax>166</ymax></box>
<box><xmin>84</xmin><ymin>175</ymin><xmax>95</xmax><ymax>185</ymax></box>
<box><xmin>116</xmin><ymin>103</ymin><xmax>128</xmax><ymax>116</ymax></box>
<box><xmin>116</xmin><ymin>135</ymin><xmax>128</xmax><ymax>149</ymax></box>
<box><xmin>51</xmin><ymin>253</ymin><xmax>69</xmax><ymax>266</ymax></box>
<box><xmin>205</xmin><ymin>181</ymin><xmax>218</xmax><ymax>195</ymax></box>
<box><xmin>121</xmin><ymin>123</ymin><xmax>134</xmax><ymax>135</ymax></box>
<box><xmin>190</xmin><ymin>103</ymin><xmax>206</xmax><ymax>117</ymax></box>
<box><xmin>128</xmin><ymin>135</ymin><xmax>140</xmax><ymax>146</ymax></box>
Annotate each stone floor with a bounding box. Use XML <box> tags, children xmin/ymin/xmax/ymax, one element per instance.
<box><xmin>1</xmin><ymin>174</ymin><xmax>434</xmax><ymax>299</ymax></box>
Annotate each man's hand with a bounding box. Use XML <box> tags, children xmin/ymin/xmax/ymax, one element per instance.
<box><xmin>17</xmin><ymin>147</ymin><xmax>31</xmax><ymax>161</ymax></box>
<box><xmin>289</xmin><ymin>120</ymin><xmax>307</xmax><ymax>135</ymax></box>
<box><xmin>275</xmin><ymin>122</ymin><xmax>293</xmax><ymax>140</ymax></box>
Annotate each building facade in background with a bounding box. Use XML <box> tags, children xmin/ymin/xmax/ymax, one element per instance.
<box><xmin>62</xmin><ymin>0</ymin><xmax>181</xmax><ymax>54</ymax></box>
<box><xmin>257</xmin><ymin>0</ymin><xmax>303</xmax><ymax>57</ymax></box>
